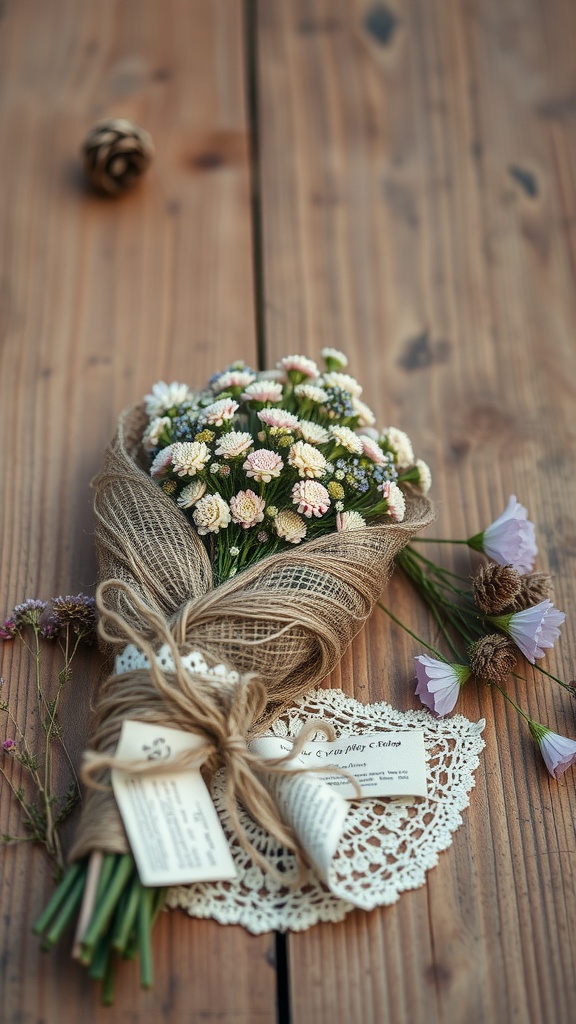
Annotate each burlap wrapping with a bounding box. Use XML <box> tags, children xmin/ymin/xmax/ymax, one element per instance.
<box><xmin>69</xmin><ymin>405</ymin><xmax>434</xmax><ymax>870</ymax></box>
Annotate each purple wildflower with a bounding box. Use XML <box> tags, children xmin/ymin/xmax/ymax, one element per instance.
<box><xmin>415</xmin><ymin>655</ymin><xmax>471</xmax><ymax>717</ymax></box>
<box><xmin>468</xmin><ymin>496</ymin><xmax>537</xmax><ymax>574</ymax></box>
<box><xmin>0</xmin><ymin>618</ymin><xmax>18</xmax><ymax>640</ymax></box>
<box><xmin>12</xmin><ymin>599</ymin><xmax>48</xmax><ymax>627</ymax></box>
<box><xmin>529</xmin><ymin>722</ymin><xmax>576</xmax><ymax>780</ymax></box>
<box><xmin>2</xmin><ymin>738</ymin><xmax>15</xmax><ymax>752</ymax></box>
<box><xmin>490</xmin><ymin>599</ymin><xmax>565</xmax><ymax>663</ymax></box>
<box><xmin>52</xmin><ymin>594</ymin><xmax>97</xmax><ymax>640</ymax></box>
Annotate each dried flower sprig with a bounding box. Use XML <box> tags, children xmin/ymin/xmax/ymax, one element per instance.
<box><xmin>381</xmin><ymin>497</ymin><xmax>576</xmax><ymax>779</ymax></box>
<box><xmin>0</xmin><ymin>593</ymin><xmax>96</xmax><ymax>873</ymax></box>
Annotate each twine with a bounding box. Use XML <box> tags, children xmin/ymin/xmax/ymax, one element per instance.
<box><xmin>68</xmin><ymin>405</ymin><xmax>434</xmax><ymax>874</ymax></box>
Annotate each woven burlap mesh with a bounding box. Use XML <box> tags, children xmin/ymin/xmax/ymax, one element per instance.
<box><xmin>69</xmin><ymin>406</ymin><xmax>434</xmax><ymax>870</ymax></box>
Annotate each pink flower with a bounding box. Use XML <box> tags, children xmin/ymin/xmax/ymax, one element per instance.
<box><xmin>291</xmin><ymin>480</ymin><xmax>331</xmax><ymax>518</ymax></box>
<box><xmin>241</xmin><ymin>381</ymin><xmax>284</xmax><ymax>404</ymax></box>
<box><xmin>211</xmin><ymin>370</ymin><xmax>255</xmax><ymax>392</ymax></box>
<box><xmin>243</xmin><ymin>449</ymin><xmax>284</xmax><ymax>483</ymax></box>
<box><xmin>277</xmin><ymin>354</ymin><xmax>319</xmax><ymax>379</ymax></box>
<box><xmin>415</xmin><ymin>655</ymin><xmax>470</xmax><ymax>717</ymax></box>
<box><xmin>200</xmin><ymin>397</ymin><xmax>239</xmax><ymax>426</ymax></box>
<box><xmin>2</xmin><ymin>739</ymin><xmax>15</xmax><ymax>752</ymax></box>
<box><xmin>381</xmin><ymin>481</ymin><xmax>406</xmax><ymax>522</ymax></box>
<box><xmin>257</xmin><ymin>408</ymin><xmax>299</xmax><ymax>431</ymax></box>
<box><xmin>491</xmin><ymin>600</ymin><xmax>565</xmax><ymax>663</ymax></box>
<box><xmin>150</xmin><ymin>444</ymin><xmax>176</xmax><ymax>479</ymax></box>
<box><xmin>529</xmin><ymin>722</ymin><xmax>576</xmax><ymax>779</ymax></box>
<box><xmin>468</xmin><ymin>496</ymin><xmax>537</xmax><ymax>573</ymax></box>
<box><xmin>357</xmin><ymin>435</ymin><xmax>386</xmax><ymax>465</ymax></box>
<box><xmin>230</xmin><ymin>490</ymin><xmax>266</xmax><ymax>529</ymax></box>
<box><xmin>336</xmin><ymin>511</ymin><xmax>367</xmax><ymax>531</ymax></box>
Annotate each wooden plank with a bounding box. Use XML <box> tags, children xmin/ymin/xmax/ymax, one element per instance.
<box><xmin>0</xmin><ymin>1</ymin><xmax>277</xmax><ymax>1020</ymax></box>
<box><xmin>255</xmin><ymin>0</ymin><xmax>576</xmax><ymax>1021</ymax></box>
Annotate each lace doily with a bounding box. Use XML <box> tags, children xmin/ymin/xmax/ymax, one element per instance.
<box><xmin>165</xmin><ymin>687</ymin><xmax>485</xmax><ymax>934</ymax></box>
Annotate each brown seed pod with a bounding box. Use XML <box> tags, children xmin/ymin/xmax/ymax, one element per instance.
<box><xmin>508</xmin><ymin>572</ymin><xmax>553</xmax><ymax>612</ymax></box>
<box><xmin>472</xmin><ymin>563</ymin><xmax>522</xmax><ymax>615</ymax></box>
<box><xmin>82</xmin><ymin>119</ymin><xmax>154</xmax><ymax>195</ymax></box>
<box><xmin>469</xmin><ymin>634</ymin><xmax>518</xmax><ymax>684</ymax></box>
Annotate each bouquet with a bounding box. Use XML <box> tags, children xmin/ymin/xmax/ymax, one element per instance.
<box><xmin>32</xmin><ymin>349</ymin><xmax>433</xmax><ymax>999</ymax></box>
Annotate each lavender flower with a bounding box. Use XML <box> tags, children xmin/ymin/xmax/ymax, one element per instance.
<box><xmin>468</xmin><ymin>496</ymin><xmax>537</xmax><ymax>573</ymax></box>
<box><xmin>52</xmin><ymin>594</ymin><xmax>97</xmax><ymax>641</ymax></box>
<box><xmin>0</xmin><ymin>618</ymin><xmax>18</xmax><ymax>640</ymax></box>
<box><xmin>414</xmin><ymin>655</ymin><xmax>471</xmax><ymax>717</ymax></box>
<box><xmin>490</xmin><ymin>599</ymin><xmax>565</xmax><ymax>663</ymax></box>
<box><xmin>12</xmin><ymin>599</ymin><xmax>48</xmax><ymax>627</ymax></box>
<box><xmin>529</xmin><ymin>721</ymin><xmax>576</xmax><ymax>780</ymax></box>
<box><xmin>2</xmin><ymin>738</ymin><xmax>15</xmax><ymax>752</ymax></box>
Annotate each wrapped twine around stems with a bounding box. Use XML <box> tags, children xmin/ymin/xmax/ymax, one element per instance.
<box><xmin>69</xmin><ymin>405</ymin><xmax>434</xmax><ymax>873</ymax></box>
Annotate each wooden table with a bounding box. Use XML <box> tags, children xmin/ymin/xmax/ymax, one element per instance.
<box><xmin>1</xmin><ymin>2</ymin><xmax>575</xmax><ymax>1021</ymax></box>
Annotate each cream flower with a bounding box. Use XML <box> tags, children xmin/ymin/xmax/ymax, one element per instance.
<box><xmin>352</xmin><ymin>397</ymin><xmax>376</xmax><ymax>427</ymax></box>
<box><xmin>200</xmin><ymin>398</ymin><xmax>239</xmax><ymax>426</ymax></box>
<box><xmin>143</xmin><ymin>416</ymin><xmax>172</xmax><ymax>451</ymax></box>
<box><xmin>192</xmin><ymin>493</ymin><xmax>231</xmax><ymax>535</ymax></box>
<box><xmin>211</xmin><ymin>370</ymin><xmax>255</xmax><ymax>392</ymax></box>
<box><xmin>258</xmin><ymin>408</ymin><xmax>299</xmax><ymax>431</ymax></box>
<box><xmin>215</xmin><ymin>431</ymin><xmax>254</xmax><ymax>459</ymax></box>
<box><xmin>381</xmin><ymin>481</ymin><xmax>406</xmax><ymax>522</ymax></box>
<box><xmin>298</xmin><ymin>420</ymin><xmax>330</xmax><ymax>445</ymax></box>
<box><xmin>145</xmin><ymin>381</ymin><xmax>192</xmax><ymax>418</ymax></box>
<box><xmin>415</xmin><ymin>458</ymin><xmax>432</xmax><ymax>495</ymax></box>
<box><xmin>274</xmin><ymin>509</ymin><xmax>307</xmax><ymax>544</ymax></box>
<box><xmin>291</xmin><ymin>480</ymin><xmax>331</xmax><ymax>518</ymax></box>
<box><xmin>294</xmin><ymin>383</ymin><xmax>329</xmax><ymax>404</ymax></box>
<box><xmin>322</xmin><ymin>372</ymin><xmax>362</xmax><ymax>397</ymax></box>
<box><xmin>320</xmin><ymin>347</ymin><xmax>348</xmax><ymax>369</ymax></box>
<box><xmin>171</xmin><ymin>441</ymin><xmax>211</xmax><ymax>477</ymax></box>
<box><xmin>241</xmin><ymin>380</ymin><xmax>284</xmax><ymax>403</ymax></box>
<box><xmin>277</xmin><ymin>354</ymin><xmax>319</xmax><ymax>379</ymax></box>
<box><xmin>243</xmin><ymin>449</ymin><xmax>284</xmax><ymax>483</ymax></box>
<box><xmin>288</xmin><ymin>441</ymin><xmax>327</xmax><ymax>479</ymax></box>
<box><xmin>230</xmin><ymin>489</ymin><xmax>266</xmax><ymax>529</ymax></box>
<box><xmin>336</xmin><ymin>510</ymin><xmax>367</xmax><ymax>531</ymax></box>
<box><xmin>382</xmin><ymin>427</ymin><xmax>414</xmax><ymax>470</ymax></box>
<box><xmin>176</xmin><ymin>479</ymin><xmax>207</xmax><ymax>508</ymax></box>
<box><xmin>150</xmin><ymin>444</ymin><xmax>176</xmax><ymax>479</ymax></box>
<box><xmin>357</xmin><ymin>435</ymin><xmax>387</xmax><ymax>465</ymax></box>
<box><xmin>329</xmin><ymin>425</ymin><xmax>364</xmax><ymax>454</ymax></box>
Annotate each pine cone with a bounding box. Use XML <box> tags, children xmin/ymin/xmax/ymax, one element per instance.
<box><xmin>507</xmin><ymin>572</ymin><xmax>553</xmax><ymax>612</ymax></box>
<box><xmin>472</xmin><ymin>563</ymin><xmax>522</xmax><ymax>615</ymax></box>
<box><xmin>82</xmin><ymin>119</ymin><xmax>154</xmax><ymax>195</ymax></box>
<box><xmin>469</xmin><ymin>634</ymin><xmax>517</xmax><ymax>683</ymax></box>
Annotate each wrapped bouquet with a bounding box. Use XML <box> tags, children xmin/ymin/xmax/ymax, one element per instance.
<box><xmin>33</xmin><ymin>349</ymin><xmax>433</xmax><ymax>996</ymax></box>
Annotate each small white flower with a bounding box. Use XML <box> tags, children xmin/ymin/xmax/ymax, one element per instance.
<box><xmin>415</xmin><ymin>458</ymin><xmax>432</xmax><ymax>495</ymax></box>
<box><xmin>143</xmin><ymin>416</ymin><xmax>172</xmax><ymax>451</ymax></box>
<box><xmin>200</xmin><ymin>397</ymin><xmax>239</xmax><ymax>426</ymax></box>
<box><xmin>357</xmin><ymin>435</ymin><xmax>387</xmax><ymax>465</ymax></box>
<box><xmin>298</xmin><ymin>420</ymin><xmax>330</xmax><ymax>445</ymax></box>
<box><xmin>336</xmin><ymin>510</ymin><xmax>367</xmax><ymax>531</ymax></box>
<box><xmin>274</xmin><ymin>509</ymin><xmax>307</xmax><ymax>544</ymax></box>
<box><xmin>335</xmin><ymin>500</ymin><xmax>345</xmax><ymax>512</ymax></box>
<box><xmin>150</xmin><ymin>444</ymin><xmax>177</xmax><ymax>479</ymax></box>
<box><xmin>193</xmin><ymin>493</ymin><xmax>231</xmax><ymax>535</ymax></box>
<box><xmin>351</xmin><ymin>397</ymin><xmax>376</xmax><ymax>427</ymax></box>
<box><xmin>241</xmin><ymin>380</ymin><xmax>284</xmax><ymax>403</ymax></box>
<box><xmin>257</xmin><ymin>407</ymin><xmax>299</xmax><ymax>431</ymax></box>
<box><xmin>243</xmin><ymin>449</ymin><xmax>284</xmax><ymax>483</ymax></box>
<box><xmin>230</xmin><ymin>546</ymin><xmax>240</xmax><ymax>557</ymax></box>
<box><xmin>320</xmin><ymin>347</ymin><xmax>348</xmax><ymax>369</ymax></box>
<box><xmin>144</xmin><ymin>381</ymin><xmax>192</xmax><ymax>418</ymax></box>
<box><xmin>211</xmin><ymin>370</ymin><xmax>256</xmax><ymax>392</ymax></box>
<box><xmin>171</xmin><ymin>441</ymin><xmax>211</xmax><ymax>477</ymax></box>
<box><xmin>294</xmin><ymin>383</ymin><xmax>329</xmax><ymax>404</ymax></box>
<box><xmin>288</xmin><ymin>441</ymin><xmax>327</xmax><ymax>479</ymax></box>
<box><xmin>277</xmin><ymin>354</ymin><xmax>319</xmax><ymax>379</ymax></box>
<box><xmin>215</xmin><ymin>431</ymin><xmax>254</xmax><ymax>459</ymax></box>
<box><xmin>329</xmin><ymin>425</ymin><xmax>364</xmax><ymax>454</ymax></box>
<box><xmin>176</xmin><ymin>479</ymin><xmax>207</xmax><ymax>508</ymax></box>
<box><xmin>322</xmin><ymin>372</ymin><xmax>362</xmax><ymax>397</ymax></box>
<box><xmin>382</xmin><ymin>427</ymin><xmax>414</xmax><ymax>470</ymax></box>
<box><xmin>230</xmin><ymin>489</ymin><xmax>266</xmax><ymax>529</ymax></box>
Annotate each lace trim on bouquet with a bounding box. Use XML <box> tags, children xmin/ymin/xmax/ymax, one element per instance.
<box><xmin>167</xmin><ymin>688</ymin><xmax>485</xmax><ymax>934</ymax></box>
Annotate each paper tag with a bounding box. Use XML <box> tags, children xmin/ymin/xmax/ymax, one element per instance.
<box><xmin>111</xmin><ymin>720</ymin><xmax>237</xmax><ymax>887</ymax></box>
<box><xmin>250</xmin><ymin>731</ymin><xmax>428</xmax><ymax>798</ymax></box>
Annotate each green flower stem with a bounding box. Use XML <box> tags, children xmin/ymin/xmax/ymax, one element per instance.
<box><xmin>111</xmin><ymin>875</ymin><xmax>141</xmax><ymax>955</ymax></box>
<box><xmin>488</xmin><ymin>679</ymin><xmax>533</xmax><ymax>725</ymax></box>
<box><xmin>101</xmin><ymin>955</ymin><xmax>118</xmax><ymax>1005</ymax></box>
<box><xmin>138</xmin><ymin>887</ymin><xmax>155</xmax><ymax>989</ymax></box>
<box><xmin>41</xmin><ymin>867</ymin><xmax>88</xmax><ymax>950</ymax></box>
<box><xmin>533</xmin><ymin>664</ymin><xmax>576</xmax><ymax>696</ymax></box>
<box><xmin>404</xmin><ymin>545</ymin><xmax>472</xmax><ymax>586</ymax></box>
<box><xmin>88</xmin><ymin>935</ymin><xmax>111</xmax><ymax>980</ymax></box>
<box><xmin>378</xmin><ymin>602</ymin><xmax>449</xmax><ymax>662</ymax></box>
<box><xmin>411</xmin><ymin>537</ymin><xmax>470</xmax><ymax>546</ymax></box>
<box><xmin>81</xmin><ymin>854</ymin><xmax>134</xmax><ymax>961</ymax></box>
<box><xmin>32</xmin><ymin>860</ymin><xmax>84</xmax><ymax>935</ymax></box>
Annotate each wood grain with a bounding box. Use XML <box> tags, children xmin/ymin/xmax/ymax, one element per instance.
<box><xmin>255</xmin><ymin>1</ymin><xmax>576</xmax><ymax>1022</ymax></box>
<box><xmin>0</xmin><ymin>1</ymin><xmax>277</xmax><ymax>1021</ymax></box>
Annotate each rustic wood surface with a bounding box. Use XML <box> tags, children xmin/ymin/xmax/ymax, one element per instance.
<box><xmin>1</xmin><ymin>1</ymin><xmax>575</xmax><ymax>1022</ymax></box>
